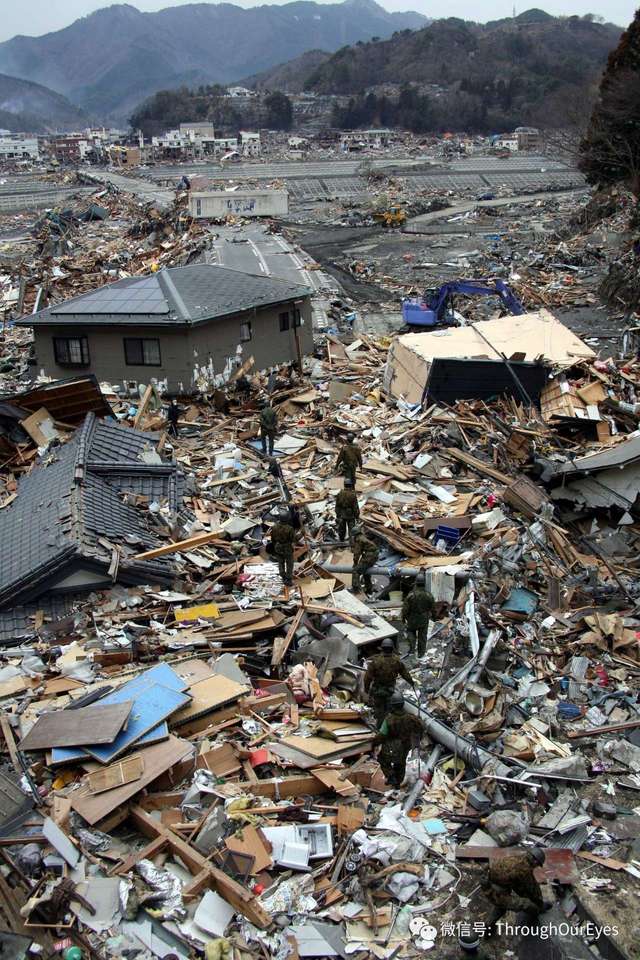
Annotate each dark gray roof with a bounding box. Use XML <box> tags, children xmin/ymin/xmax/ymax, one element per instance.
<box><xmin>18</xmin><ymin>263</ymin><xmax>311</xmax><ymax>329</ymax></box>
<box><xmin>0</xmin><ymin>414</ymin><xmax>183</xmax><ymax>616</ymax></box>
<box><xmin>557</xmin><ymin>435</ymin><xmax>640</xmax><ymax>477</ymax></box>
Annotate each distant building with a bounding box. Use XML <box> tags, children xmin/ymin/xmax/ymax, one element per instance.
<box><xmin>18</xmin><ymin>263</ymin><xmax>313</xmax><ymax>393</ymax></box>
<box><xmin>179</xmin><ymin>121</ymin><xmax>215</xmax><ymax>139</ymax></box>
<box><xmin>227</xmin><ymin>86</ymin><xmax>255</xmax><ymax>98</ymax></box>
<box><xmin>494</xmin><ymin>134</ymin><xmax>519</xmax><ymax>152</ymax></box>
<box><xmin>341</xmin><ymin>129</ymin><xmax>392</xmax><ymax>151</ymax></box>
<box><xmin>240</xmin><ymin>131</ymin><xmax>261</xmax><ymax>156</ymax></box>
<box><xmin>0</xmin><ymin>135</ymin><xmax>39</xmax><ymax>160</ymax></box>
<box><xmin>515</xmin><ymin>126</ymin><xmax>541</xmax><ymax>151</ymax></box>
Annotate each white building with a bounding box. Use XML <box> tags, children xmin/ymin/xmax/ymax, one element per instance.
<box><xmin>0</xmin><ymin>135</ymin><xmax>39</xmax><ymax>160</ymax></box>
<box><xmin>179</xmin><ymin>121</ymin><xmax>215</xmax><ymax>139</ymax></box>
<box><xmin>240</xmin><ymin>131</ymin><xmax>261</xmax><ymax>157</ymax></box>
<box><xmin>494</xmin><ymin>134</ymin><xmax>518</xmax><ymax>152</ymax></box>
<box><xmin>227</xmin><ymin>86</ymin><xmax>255</xmax><ymax>98</ymax></box>
<box><xmin>190</xmin><ymin>189</ymin><xmax>288</xmax><ymax>219</ymax></box>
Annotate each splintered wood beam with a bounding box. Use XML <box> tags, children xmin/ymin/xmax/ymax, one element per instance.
<box><xmin>133</xmin><ymin>531</ymin><xmax>224</xmax><ymax>561</ymax></box>
<box><xmin>126</xmin><ymin>805</ymin><xmax>272</xmax><ymax>928</ymax></box>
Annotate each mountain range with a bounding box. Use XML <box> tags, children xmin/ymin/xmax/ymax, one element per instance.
<box><xmin>0</xmin><ymin>0</ymin><xmax>427</xmax><ymax>121</ymax></box>
<box><xmin>0</xmin><ymin>73</ymin><xmax>87</xmax><ymax>132</ymax></box>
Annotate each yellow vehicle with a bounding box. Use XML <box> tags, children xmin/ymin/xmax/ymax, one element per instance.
<box><xmin>373</xmin><ymin>205</ymin><xmax>407</xmax><ymax>227</ymax></box>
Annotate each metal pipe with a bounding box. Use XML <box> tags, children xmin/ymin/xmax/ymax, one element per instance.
<box><xmin>319</xmin><ymin>562</ymin><xmax>427</xmax><ymax>576</ymax></box>
<box><xmin>404</xmin><ymin>700</ymin><xmax>512</xmax><ymax>778</ymax></box>
<box><xmin>401</xmin><ymin>743</ymin><xmax>444</xmax><ymax>814</ymax></box>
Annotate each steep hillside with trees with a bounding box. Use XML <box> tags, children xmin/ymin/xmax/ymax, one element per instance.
<box><xmin>302</xmin><ymin>12</ymin><xmax>622</xmax><ymax>133</ymax></box>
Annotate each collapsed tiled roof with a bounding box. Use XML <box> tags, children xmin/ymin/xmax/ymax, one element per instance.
<box><xmin>19</xmin><ymin>263</ymin><xmax>311</xmax><ymax>329</ymax></box>
<box><xmin>0</xmin><ymin>414</ymin><xmax>183</xmax><ymax>633</ymax></box>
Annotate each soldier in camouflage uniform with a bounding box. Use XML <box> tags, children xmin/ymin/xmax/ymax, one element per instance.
<box><xmin>375</xmin><ymin>691</ymin><xmax>424</xmax><ymax>787</ymax></box>
<box><xmin>482</xmin><ymin>848</ymin><xmax>545</xmax><ymax>932</ymax></box>
<box><xmin>336</xmin><ymin>432</ymin><xmax>363</xmax><ymax>485</ymax></box>
<box><xmin>364</xmin><ymin>637</ymin><xmax>413</xmax><ymax>727</ymax></box>
<box><xmin>260</xmin><ymin>400</ymin><xmax>278</xmax><ymax>456</ymax></box>
<box><xmin>351</xmin><ymin>524</ymin><xmax>379</xmax><ymax>595</ymax></box>
<box><xmin>402</xmin><ymin>580</ymin><xmax>436</xmax><ymax>657</ymax></box>
<box><xmin>270</xmin><ymin>506</ymin><xmax>295</xmax><ymax>585</ymax></box>
<box><xmin>335</xmin><ymin>476</ymin><xmax>360</xmax><ymax>541</ymax></box>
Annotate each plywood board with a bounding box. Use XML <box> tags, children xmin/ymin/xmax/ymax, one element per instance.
<box><xmin>225</xmin><ymin>825</ymin><xmax>273</xmax><ymax>874</ymax></box>
<box><xmin>85</xmin><ymin>684</ymin><xmax>190</xmax><ymax>764</ymax></box>
<box><xmin>87</xmin><ymin>754</ymin><xmax>145</xmax><ymax>795</ymax></box>
<box><xmin>281</xmin><ymin>734</ymin><xmax>371</xmax><ymax>760</ymax></box>
<box><xmin>172</xmin><ymin>675</ymin><xmax>248</xmax><ymax>726</ymax></box>
<box><xmin>71</xmin><ymin>736</ymin><xmax>193</xmax><ymax>825</ymax></box>
<box><xmin>21</xmin><ymin>407</ymin><xmax>60</xmax><ymax>447</ymax></box>
<box><xmin>51</xmin><ymin>720</ymin><xmax>169</xmax><ymax>766</ymax></box>
<box><xmin>20</xmin><ymin>701</ymin><xmax>133</xmax><ymax>751</ymax></box>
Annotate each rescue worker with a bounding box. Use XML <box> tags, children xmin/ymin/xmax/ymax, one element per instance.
<box><xmin>402</xmin><ymin>580</ymin><xmax>436</xmax><ymax>658</ymax></box>
<box><xmin>212</xmin><ymin>387</ymin><xmax>230</xmax><ymax>414</ymax></box>
<box><xmin>335</xmin><ymin>476</ymin><xmax>360</xmax><ymax>541</ymax></box>
<box><xmin>260</xmin><ymin>400</ymin><xmax>278</xmax><ymax>456</ymax></box>
<box><xmin>235</xmin><ymin>374</ymin><xmax>251</xmax><ymax>401</ymax></box>
<box><xmin>482</xmin><ymin>848</ymin><xmax>545</xmax><ymax>933</ymax></box>
<box><xmin>375</xmin><ymin>690</ymin><xmax>424</xmax><ymax>787</ymax></box>
<box><xmin>336</xmin><ymin>432</ymin><xmax>363</xmax><ymax>485</ymax></box>
<box><xmin>269</xmin><ymin>505</ymin><xmax>296</xmax><ymax>586</ymax></box>
<box><xmin>351</xmin><ymin>524</ymin><xmax>379</xmax><ymax>595</ymax></box>
<box><xmin>166</xmin><ymin>399</ymin><xmax>181</xmax><ymax>437</ymax></box>
<box><xmin>363</xmin><ymin>637</ymin><xmax>413</xmax><ymax>727</ymax></box>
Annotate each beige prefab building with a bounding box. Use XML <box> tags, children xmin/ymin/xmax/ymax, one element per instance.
<box><xmin>384</xmin><ymin>310</ymin><xmax>595</xmax><ymax>405</ymax></box>
<box><xmin>190</xmin><ymin>190</ymin><xmax>289</xmax><ymax>219</ymax></box>
<box><xmin>19</xmin><ymin>264</ymin><xmax>313</xmax><ymax>393</ymax></box>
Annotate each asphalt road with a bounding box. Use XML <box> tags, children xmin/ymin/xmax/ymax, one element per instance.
<box><xmin>206</xmin><ymin>224</ymin><xmax>335</xmax><ymax>328</ymax></box>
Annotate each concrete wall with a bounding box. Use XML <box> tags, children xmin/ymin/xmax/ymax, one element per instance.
<box><xmin>189</xmin><ymin>300</ymin><xmax>313</xmax><ymax>383</ymax></box>
<box><xmin>31</xmin><ymin>297</ymin><xmax>313</xmax><ymax>392</ymax></box>
<box><xmin>32</xmin><ymin>324</ymin><xmax>192</xmax><ymax>392</ymax></box>
<box><xmin>189</xmin><ymin>190</ymin><xmax>288</xmax><ymax>219</ymax></box>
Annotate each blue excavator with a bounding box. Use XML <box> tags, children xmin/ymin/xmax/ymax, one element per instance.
<box><xmin>402</xmin><ymin>278</ymin><xmax>525</xmax><ymax>328</ymax></box>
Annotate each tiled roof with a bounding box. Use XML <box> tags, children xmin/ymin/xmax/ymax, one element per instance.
<box><xmin>19</xmin><ymin>263</ymin><xmax>311</xmax><ymax>329</ymax></box>
<box><xmin>0</xmin><ymin>414</ymin><xmax>183</xmax><ymax>616</ymax></box>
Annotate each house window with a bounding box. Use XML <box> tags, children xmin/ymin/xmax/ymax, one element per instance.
<box><xmin>279</xmin><ymin>311</ymin><xmax>290</xmax><ymax>331</ymax></box>
<box><xmin>124</xmin><ymin>338</ymin><xmax>161</xmax><ymax>366</ymax></box>
<box><xmin>293</xmin><ymin>308</ymin><xmax>302</xmax><ymax>328</ymax></box>
<box><xmin>53</xmin><ymin>336</ymin><xmax>90</xmax><ymax>367</ymax></box>
<box><xmin>240</xmin><ymin>321</ymin><xmax>252</xmax><ymax>342</ymax></box>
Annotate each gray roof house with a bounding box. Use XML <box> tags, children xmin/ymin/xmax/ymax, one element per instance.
<box><xmin>0</xmin><ymin>413</ymin><xmax>184</xmax><ymax>644</ymax></box>
<box><xmin>17</xmin><ymin>263</ymin><xmax>313</xmax><ymax>392</ymax></box>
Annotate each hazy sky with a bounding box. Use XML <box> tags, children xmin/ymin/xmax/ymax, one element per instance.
<box><xmin>0</xmin><ymin>0</ymin><xmax>634</xmax><ymax>42</ymax></box>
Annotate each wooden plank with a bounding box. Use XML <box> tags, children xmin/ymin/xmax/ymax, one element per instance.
<box><xmin>133</xmin><ymin>383</ymin><xmax>155</xmax><ymax>429</ymax></box>
<box><xmin>0</xmin><ymin>712</ymin><xmax>22</xmax><ymax>775</ymax></box>
<box><xmin>19</xmin><ymin>701</ymin><xmax>133</xmax><ymax>751</ymax></box>
<box><xmin>568</xmin><ymin>719</ymin><xmax>640</xmax><ymax>739</ymax></box>
<box><xmin>225</xmin><ymin>825</ymin><xmax>273</xmax><ymax>874</ymax></box>
<box><xmin>245</xmin><ymin>775</ymin><xmax>325</xmax><ymax>799</ymax></box>
<box><xmin>128</xmin><ymin>805</ymin><xmax>271</xmax><ymax>928</ymax></box>
<box><xmin>336</xmin><ymin>805</ymin><xmax>365</xmax><ymax>834</ymax></box>
<box><xmin>280</xmin><ymin>734</ymin><xmax>373</xmax><ymax>761</ymax></box>
<box><xmin>272</xmin><ymin>606</ymin><xmax>304</xmax><ymax>667</ymax></box>
<box><xmin>87</xmin><ymin>755</ymin><xmax>144</xmax><ymax>795</ymax></box>
<box><xmin>311</xmin><ymin>767</ymin><xmax>358</xmax><ymax>797</ymax></box>
<box><xmin>446</xmin><ymin>448</ymin><xmax>511</xmax><ymax>484</ymax></box>
<box><xmin>71</xmin><ymin>736</ymin><xmax>192</xmax><ymax>826</ymax></box>
<box><xmin>171</xmin><ymin>675</ymin><xmax>248</xmax><ymax>727</ymax></box>
<box><xmin>134</xmin><ymin>532</ymin><xmax>225</xmax><ymax>561</ymax></box>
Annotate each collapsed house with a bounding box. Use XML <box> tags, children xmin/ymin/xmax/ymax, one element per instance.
<box><xmin>383</xmin><ymin>309</ymin><xmax>596</xmax><ymax>405</ymax></box>
<box><xmin>0</xmin><ymin>413</ymin><xmax>183</xmax><ymax>642</ymax></box>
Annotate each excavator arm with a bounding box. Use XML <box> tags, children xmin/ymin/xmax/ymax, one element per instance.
<box><xmin>403</xmin><ymin>278</ymin><xmax>525</xmax><ymax>328</ymax></box>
